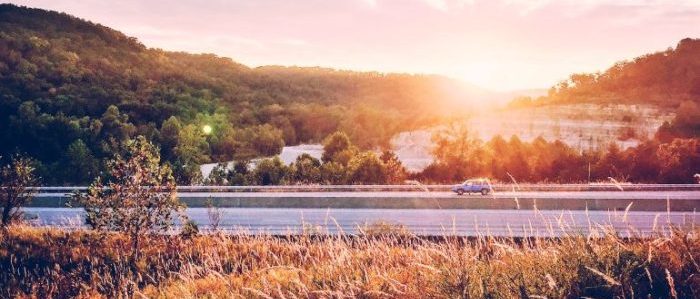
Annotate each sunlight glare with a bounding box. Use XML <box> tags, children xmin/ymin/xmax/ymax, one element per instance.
<box><xmin>202</xmin><ymin>125</ymin><xmax>213</xmax><ymax>135</ymax></box>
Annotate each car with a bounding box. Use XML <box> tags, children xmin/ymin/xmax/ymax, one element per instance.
<box><xmin>452</xmin><ymin>178</ymin><xmax>492</xmax><ymax>195</ymax></box>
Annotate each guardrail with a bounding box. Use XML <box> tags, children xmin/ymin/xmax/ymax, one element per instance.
<box><xmin>27</xmin><ymin>184</ymin><xmax>700</xmax><ymax>193</ymax></box>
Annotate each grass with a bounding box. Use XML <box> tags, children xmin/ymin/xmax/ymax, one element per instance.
<box><xmin>1</xmin><ymin>223</ymin><xmax>699</xmax><ymax>298</ymax></box>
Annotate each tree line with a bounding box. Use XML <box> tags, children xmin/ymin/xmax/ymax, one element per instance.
<box><xmin>204</xmin><ymin>128</ymin><xmax>699</xmax><ymax>186</ymax></box>
<box><xmin>205</xmin><ymin>131</ymin><xmax>408</xmax><ymax>185</ymax></box>
<box><xmin>417</xmin><ymin>125</ymin><xmax>699</xmax><ymax>184</ymax></box>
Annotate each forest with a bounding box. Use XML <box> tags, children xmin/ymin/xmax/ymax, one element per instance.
<box><xmin>549</xmin><ymin>38</ymin><xmax>700</xmax><ymax>107</ymax></box>
<box><xmin>512</xmin><ymin>38</ymin><xmax>700</xmax><ymax>140</ymax></box>
<box><xmin>0</xmin><ymin>4</ymin><xmax>474</xmax><ymax>184</ymax></box>
<box><xmin>0</xmin><ymin>4</ymin><xmax>698</xmax><ymax>185</ymax></box>
<box><xmin>203</xmin><ymin>129</ymin><xmax>699</xmax><ymax>185</ymax></box>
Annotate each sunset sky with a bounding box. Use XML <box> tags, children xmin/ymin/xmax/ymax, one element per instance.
<box><xmin>8</xmin><ymin>0</ymin><xmax>700</xmax><ymax>91</ymax></box>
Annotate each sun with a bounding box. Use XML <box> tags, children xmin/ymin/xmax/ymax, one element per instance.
<box><xmin>453</xmin><ymin>62</ymin><xmax>498</xmax><ymax>89</ymax></box>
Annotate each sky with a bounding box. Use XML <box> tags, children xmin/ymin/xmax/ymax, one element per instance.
<box><xmin>8</xmin><ymin>0</ymin><xmax>700</xmax><ymax>91</ymax></box>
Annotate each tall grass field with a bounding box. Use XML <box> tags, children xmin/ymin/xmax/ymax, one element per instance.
<box><xmin>1</xmin><ymin>222</ymin><xmax>698</xmax><ymax>298</ymax></box>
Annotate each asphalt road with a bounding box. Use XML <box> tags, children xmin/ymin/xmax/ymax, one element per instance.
<box><xmin>190</xmin><ymin>190</ymin><xmax>700</xmax><ymax>199</ymax></box>
<box><xmin>24</xmin><ymin>207</ymin><xmax>698</xmax><ymax>237</ymax></box>
<box><xmin>30</xmin><ymin>190</ymin><xmax>700</xmax><ymax>211</ymax></box>
<box><xmin>34</xmin><ymin>190</ymin><xmax>700</xmax><ymax>200</ymax></box>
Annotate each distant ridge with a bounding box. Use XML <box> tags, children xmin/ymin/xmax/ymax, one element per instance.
<box><xmin>537</xmin><ymin>38</ymin><xmax>700</xmax><ymax>108</ymax></box>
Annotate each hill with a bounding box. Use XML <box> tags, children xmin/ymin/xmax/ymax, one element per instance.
<box><xmin>542</xmin><ymin>38</ymin><xmax>700</xmax><ymax>108</ymax></box>
<box><xmin>0</xmin><ymin>4</ymin><xmax>488</xmax><ymax>184</ymax></box>
<box><xmin>511</xmin><ymin>38</ymin><xmax>700</xmax><ymax>139</ymax></box>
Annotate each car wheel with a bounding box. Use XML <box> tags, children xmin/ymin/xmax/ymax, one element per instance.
<box><xmin>481</xmin><ymin>189</ymin><xmax>489</xmax><ymax>195</ymax></box>
<box><xmin>457</xmin><ymin>190</ymin><xmax>464</xmax><ymax>195</ymax></box>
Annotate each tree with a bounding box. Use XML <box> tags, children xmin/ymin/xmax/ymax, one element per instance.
<box><xmin>250</xmin><ymin>157</ymin><xmax>289</xmax><ymax>185</ymax></box>
<box><xmin>100</xmin><ymin>105</ymin><xmax>136</xmax><ymax>142</ymax></box>
<box><xmin>0</xmin><ymin>155</ymin><xmax>38</xmax><ymax>227</ymax></box>
<box><xmin>206</xmin><ymin>162</ymin><xmax>230</xmax><ymax>185</ymax></box>
<box><xmin>173</xmin><ymin>124</ymin><xmax>210</xmax><ymax>184</ymax></box>
<box><xmin>62</xmin><ymin>139</ymin><xmax>99</xmax><ymax>185</ymax></box>
<box><xmin>322</xmin><ymin>131</ymin><xmax>356</xmax><ymax>165</ymax></box>
<box><xmin>320</xmin><ymin>162</ymin><xmax>346</xmax><ymax>184</ymax></box>
<box><xmin>175</xmin><ymin>124</ymin><xmax>210</xmax><ymax>165</ymax></box>
<box><xmin>380</xmin><ymin>150</ymin><xmax>407</xmax><ymax>184</ymax></box>
<box><xmin>173</xmin><ymin>161</ymin><xmax>203</xmax><ymax>185</ymax></box>
<box><xmin>430</xmin><ymin>124</ymin><xmax>484</xmax><ymax>181</ymax></box>
<box><xmin>159</xmin><ymin>116</ymin><xmax>181</xmax><ymax>160</ymax></box>
<box><xmin>486</xmin><ymin>135</ymin><xmax>509</xmax><ymax>181</ymax></box>
<box><xmin>628</xmin><ymin>140</ymin><xmax>661</xmax><ymax>182</ymax></box>
<box><xmin>594</xmin><ymin>143</ymin><xmax>630</xmax><ymax>181</ymax></box>
<box><xmin>656</xmin><ymin>101</ymin><xmax>700</xmax><ymax>141</ymax></box>
<box><xmin>76</xmin><ymin>136</ymin><xmax>183</xmax><ymax>260</ymax></box>
<box><xmin>503</xmin><ymin>136</ymin><xmax>531</xmax><ymax>182</ymax></box>
<box><xmin>347</xmin><ymin>152</ymin><xmax>387</xmax><ymax>184</ymax></box>
<box><xmin>250</xmin><ymin>124</ymin><xmax>285</xmax><ymax>156</ymax></box>
<box><xmin>209</xmin><ymin>127</ymin><xmax>238</xmax><ymax>161</ymax></box>
<box><xmin>290</xmin><ymin>153</ymin><xmax>321</xmax><ymax>184</ymax></box>
<box><xmin>228</xmin><ymin>161</ymin><xmax>250</xmax><ymax>185</ymax></box>
<box><xmin>656</xmin><ymin>138</ymin><xmax>700</xmax><ymax>183</ymax></box>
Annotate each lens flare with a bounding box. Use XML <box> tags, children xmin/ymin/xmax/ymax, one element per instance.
<box><xmin>202</xmin><ymin>125</ymin><xmax>212</xmax><ymax>135</ymax></box>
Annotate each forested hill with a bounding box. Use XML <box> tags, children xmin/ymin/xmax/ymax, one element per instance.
<box><xmin>0</xmin><ymin>4</ymin><xmax>485</xmax><ymax>184</ymax></box>
<box><xmin>538</xmin><ymin>38</ymin><xmax>700</xmax><ymax>108</ymax></box>
<box><xmin>507</xmin><ymin>38</ymin><xmax>700</xmax><ymax>139</ymax></box>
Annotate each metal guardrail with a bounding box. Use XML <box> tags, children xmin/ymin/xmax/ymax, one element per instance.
<box><xmin>27</xmin><ymin>184</ymin><xmax>700</xmax><ymax>193</ymax></box>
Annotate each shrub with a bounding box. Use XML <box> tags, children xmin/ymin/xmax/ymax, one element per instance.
<box><xmin>346</xmin><ymin>152</ymin><xmax>387</xmax><ymax>184</ymax></box>
<box><xmin>249</xmin><ymin>157</ymin><xmax>289</xmax><ymax>185</ymax></box>
<box><xmin>0</xmin><ymin>155</ymin><xmax>38</xmax><ymax>227</ymax></box>
<box><xmin>75</xmin><ymin>136</ymin><xmax>184</xmax><ymax>260</ymax></box>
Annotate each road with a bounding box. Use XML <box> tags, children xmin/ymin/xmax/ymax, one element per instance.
<box><xmin>31</xmin><ymin>190</ymin><xmax>700</xmax><ymax>211</ymax></box>
<box><xmin>25</xmin><ymin>187</ymin><xmax>700</xmax><ymax>236</ymax></box>
<box><xmin>33</xmin><ymin>190</ymin><xmax>700</xmax><ymax>199</ymax></box>
<box><xmin>24</xmin><ymin>207</ymin><xmax>698</xmax><ymax>237</ymax></box>
<box><xmin>172</xmin><ymin>190</ymin><xmax>699</xmax><ymax>199</ymax></box>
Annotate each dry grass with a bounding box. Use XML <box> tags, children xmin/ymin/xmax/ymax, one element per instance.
<box><xmin>1</xmin><ymin>224</ymin><xmax>699</xmax><ymax>298</ymax></box>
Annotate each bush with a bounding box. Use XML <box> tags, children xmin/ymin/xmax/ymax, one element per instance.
<box><xmin>289</xmin><ymin>153</ymin><xmax>321</xmax><ymax>184</ymax></box>
<box><xmin>0</xmin><ymin>155</ymin><xmax>38</xmax><ymax>227</ymax></box>
<box><xmin>321</xmin><ymin>131</ymin><xmax>356</xmax><ymax>165</ymax></box>
<box><xmin>346</xmin><ymin>152</ymin><xmax>387</xmax><ymax>184</ymax></box>
<box><xmin>75</xmin><ymin>136</ymin><xmax>184</xmax><ymax>260</ymax></box>
<box><xmin>249</xmin><ymin>157</ymin><xmax>288</xmax><ymax>185</ymax></box>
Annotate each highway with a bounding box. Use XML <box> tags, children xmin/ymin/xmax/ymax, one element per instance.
<box><xmin>32</xmin><ymin>190</ymin><xmax>700</xmax><ymax>199</ymax></box>
<box><xmin>24</xmin><ymin>185</ymin><xmax>700</xmax><ymax>236</ymax></box>
<box><xmin>29</xmin><ymin>188</ymin><xmax>700</xmax><ymax>211</ymax></box>
<box><xmin>173</xmin><ymin>190</ymin><xmax>699</xmax><ymax>199</ymax></box>
<box><xmin>23</xmin><ymin>207</ymin><xmax>698</xmax><ymax>237</ymax></box>
<box><xmin>29</xmin><ymin>183</ymin><xmax>700</xmax><ymax>193</ymax></box>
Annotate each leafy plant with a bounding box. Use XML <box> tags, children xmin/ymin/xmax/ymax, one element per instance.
<box><xmin>75</xmin><ymin>136</ymin><xmax>183</xmax><ymax>260</ymax></box>
<box><xmin>0</xmin><ymin>155</ymin><xmax>38</xmax><ymax>227</ymax></box>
